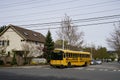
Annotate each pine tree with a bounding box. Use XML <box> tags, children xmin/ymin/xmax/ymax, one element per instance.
<box><xmin>43</xmin><ymin>30</ymin><xmax>54</xmax><ymax>63</ymax></box>
<box><xmin>0</xmin><ymin>25</ymin><xmax>6</xmax><ymax>33</ymax></box>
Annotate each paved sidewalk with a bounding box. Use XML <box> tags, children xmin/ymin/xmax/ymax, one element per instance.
<box><xmin>0</xmin><ymin>65</ymin><xmax>50</xmax><ymax>69</ymax></box>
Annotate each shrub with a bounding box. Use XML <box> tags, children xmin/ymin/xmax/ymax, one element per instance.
<box><xmin>0</xmin><ymin>60</ymin><xmax>4</xmax><ymax>65</ymax></box>
<box><xmin>11</xmin><ymin>53</ymin><xmax>17</xmax><ymax>65</ymax></box>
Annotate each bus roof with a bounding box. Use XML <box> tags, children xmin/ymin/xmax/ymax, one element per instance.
<box><xmin>54</xmin><ymin>48</ymin><xmax>90</xmax><ymax>54</ymax></box>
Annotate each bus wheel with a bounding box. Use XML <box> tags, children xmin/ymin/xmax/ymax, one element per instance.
<box><xmin>84</xmin><ymin>62</ymin><xmax>89</xmax><ymax>67</ymax></box>
<box><xmin>68</xmin><ymin>62</ymin><xmax>72</xmax><ymax>68</ymax></box>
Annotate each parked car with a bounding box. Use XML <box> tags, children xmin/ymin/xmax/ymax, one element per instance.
<box><xmin>91</xmin><ymin>60</ymin><xmax>102</xmax><ymax>65</ymax></box>
<box><xmin>30</xmin><ymin>58</ymin><xmax>47</xmax><ymax>65</ymax></box>
<box><xmin>91</xmin><ymin>60</ymin><xmax>96</xmax><ymax>65</ymax></box>
<box><xmin>95</xmin><ymin>60</ymin><xmax>102</xmax><ymax>64</ymax></box>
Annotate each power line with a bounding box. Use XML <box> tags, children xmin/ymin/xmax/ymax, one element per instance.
<box><xmin>73</xmin><ymin>14</ymin><xmax>120</xmax><ymax>22</ymax></box>
<box><xmin>0</xmin><ymin>0</ymin><xmax>78</xmax><ymax>11</ymax></box>
<box><xmin>1</xmin><ymin>0</ymin><xmax>119</xmax><ymax>14</ymax></box>
<box><xmin>17</xmin><ymin>14</ymin><xmax>120</xmax><ymax>27</ymax></box>
<box><xmin>29</xmin><ymin>20</ymin><xmax>120</xmax><ymax>30</ymax></box>
<box><xmin>2</xmin><ymin>8</ymin><xmax>120</xmax><ymax>23</ymax></box>
<box><xmin>1</xmin><ymin>0</ymin><xmax>120</xmax><ymax>18</ymax></box>
<box><xmin>0</xmin><ymin>0</ymin><xmax>50</xmax><ymax>9</ymax></box>
<box><xmin>0</xmin><ymin>0</ymin><xmax>31</xmax><ymax>6</ymax></box>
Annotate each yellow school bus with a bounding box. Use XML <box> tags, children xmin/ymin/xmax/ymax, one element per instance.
<box><xmin>50</xmin><ymin>48</ymin><xmax>91</xmax><ymax>67</ymax></box>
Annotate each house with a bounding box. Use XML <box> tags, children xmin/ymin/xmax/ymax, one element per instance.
<box><xmin>0</xmin><ymin>24</ymin><xmax>45</xmax><ymax>57</ymax></box>
<box><xmin>107</xmin><ymin>51</ymin><xmax>119</xmax><ymax>61</ymax></box>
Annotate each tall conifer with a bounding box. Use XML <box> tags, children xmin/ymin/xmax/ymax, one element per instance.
<box><xmin>43</xmin><ymin>30</ymin><xmax>54</xmax><ymax>63</ymax></box>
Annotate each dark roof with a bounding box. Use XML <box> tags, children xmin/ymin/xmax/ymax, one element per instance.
<box><xmin>1</xmin><ymin>24</ymin><xmax>45</xmax><ymax>43</ymax></box>
<box><xmin>107</xmin><ymin>51</ymin><xmax>117</xmax><ymax>54</ymax></box>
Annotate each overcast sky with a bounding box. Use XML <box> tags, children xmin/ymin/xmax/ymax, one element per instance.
<box><xmin>0</xmin><ymin>0</ymin><xmax>120</xmax><ymax>50</ymax></box>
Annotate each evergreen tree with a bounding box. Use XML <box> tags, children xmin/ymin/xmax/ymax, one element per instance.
<box><xmin>0</xmin><ymin>25</ymin><xmax>6</xmax><ymax>33</ymax></box>
<box><xmin>95</xmin><ymin>47</ymin><xmax>108</xmax><ymax>59</ymax></box>
<box><xmin>43</xmin><ymin>30</ymin><xmax>54</xmax><ymax>63</ymax></box>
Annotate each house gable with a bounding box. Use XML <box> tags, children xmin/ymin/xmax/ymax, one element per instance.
<box><xmin>0</xmin><ymin>24</ymin><xmax>45</xmax><ymax>52</ymax></box>
<box><xmin>0</xmin><ymin>25</ymin><xmax>25</xmax><ymax>40</ymax></box>
<box><xmin>0</xmin><ymin>26</ymin><xmax>25</xmax><ymax>52</ymax></box>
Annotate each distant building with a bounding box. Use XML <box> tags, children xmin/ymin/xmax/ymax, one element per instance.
<box><xmin>0</xmin><ymin>24</ymin><xmax>45</xmax><ymax>57</ymax></box>
<box><xmin>107</xmin><ymin>51</ymin><xmax>118</xmax><ymax>61</ymax></box>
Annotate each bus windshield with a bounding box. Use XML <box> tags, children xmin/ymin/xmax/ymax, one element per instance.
<box><xmin>51</xmin><ymin>51</ymin><xmax>63</xmax><ymax>60</ymax></box>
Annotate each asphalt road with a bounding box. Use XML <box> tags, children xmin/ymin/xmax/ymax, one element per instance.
<box><xmin>0</xmin><ymin>62</ymin><xmax>120</xmax><ymax>80</ymax></box>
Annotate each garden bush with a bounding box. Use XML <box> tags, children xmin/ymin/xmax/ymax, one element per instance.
<box><xmin>0</xmin><ymin>60</ymin><xmax>4</xmax><ymax>65</ymax></box>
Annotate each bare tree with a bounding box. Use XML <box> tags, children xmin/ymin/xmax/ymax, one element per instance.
<box><xmin>36</xmin><ymin>44</ymin><xmax>44</xmax><ymax>57</ymax></box>
<box><xmin>21</xmin><ymin>43</ymin><xmax>43</xmax><ymax>64</ymax></box>
<box><xmin>57</xmin><ymin>14</ymin><xmax>84</xmax><ymax>48</ymax></box>
<box><xmin>21</xmin><ymin>43</ymin><xmax>43</xmax><ymax>57</ymax></box>
<box><xmin>107</xmin><ymin>22</ymin><xmax>120</xmax><ymax>57</ymax></box>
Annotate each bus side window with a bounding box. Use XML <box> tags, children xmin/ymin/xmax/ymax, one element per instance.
<box><xmin>63</xmin><ymin>53</ymin><xmax>66</xmax><ymax>58</ymax></box>
<box><xmin>84</xmin><ymin>54</ymin><xmax>86</xmax><ymax>58</ymax></box>
<box><xmin>81</xmin><ymin>54</ymin><xmax>82</xmax><ymax>58</ymax></box>
<box><xmin>77</xmin><ymin>54</ymin><xmax>79</xmax><ymax>58</ymax></box>
<box><xmin>70</xmin><ymin>53</ymin><xmax>72</xmax><ymax>58</ymax></box>
<box><xmin>75</xmin><ymin>54</ymin><xmax>77</xmax><ymax>58</ymax></box>
<box><xmin>69</xmin><ymin>53</ymin><xmax>71</xmax><ymax>58</ymax></box>
<box><xmin>67</xmin><ymin>53</ymin><xmax>69</xmax><ymax>58</ymax></box>
<box><xmin>68</xmin><ymin>53</ymin><xmax>70</xmax><ymax>58</ymax></box>
<box><xmin>74</xmin><ymin>54</ymin><xmax>76</xmax><ymax>58</ymax></box>
<box><xmin>67</xmin><ymin>53</ymin><xmax>70</xmax><ymax>58</ymax></box>
<box><xmin>66</xmin><ymin>53</ymin><xmax>68</xmax><ymax>58</ymax></box>
<box><xmin>87</xmin><ymin>54</ymin><xmax>90</xmax><ymax>58</ymax></box>
<box><xmin>73</xmin><ymin>54</ymin><xmax>75</xmax><ymax>58</ymax></box>
<box><xmin>81</xmin><ymin>54</ymin><xmax>84</xmax><ymax>58</ymax></box>
<box><xmin>79</xmin><ymin>54</ymin><xmax>81</xmax><ymax>58</ymax></box>
<box><xmin>83</xmin><ymin>54</ymin><xmax>85</xmax><ymax>58</ymax></box>
<box><xmin>85</xmin><ymin>54</ymin><xmax>88</xmax><ymax>58</ymax></box>
<box><xmin>71</xmin><ymin>53</ymin><xmax>73</xmax><ymax>58</ymax></box>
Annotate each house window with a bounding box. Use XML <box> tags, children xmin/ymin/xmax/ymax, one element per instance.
<box><xmin>0</xmin><ymin>41</ymin><xmax>2</xmax><ymax>46</ymax></box>
<box><xmin>7</xmin><ymin>40</ymin><xmax>9</xmax><ymax>46</ymax></box>
<box><xmin>0</xmin><ymin>40</ymin><xmax>9</xmax><ymax>46</ymax></box>
<box><xmin>35</xmin><ymin>41</ymin><xmax>38</xmax><ymax>45</ymax></box>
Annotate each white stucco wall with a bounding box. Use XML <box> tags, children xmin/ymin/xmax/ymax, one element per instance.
<box><xmin>0</xmin><ymin>28</ymin><xmax>23</xmax><ymax>53</ymax></box>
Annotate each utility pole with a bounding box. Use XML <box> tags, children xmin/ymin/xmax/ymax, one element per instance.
<box><xmin>91</xmin><ymin>42</ymin><xmax>93</xmax><ymax>59</ymax></box>
<box><xmin>61</xmin><ymin>21</ymin><xmax>65</xmax><ymax>50</ymax></box>
<box><xmin>62</xmin><ymin>35</ymin><xmax>64</xmax><ymax>50</ymax></box>
<box><xmin>62</xmin><ymin>23</ymin><xmax>64</xmax><ymax>50</ymax></box>
<box><xmin>91</xmin><ymin>46</ymin><xmax>93</xmax><ymax>59</ymax></box>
